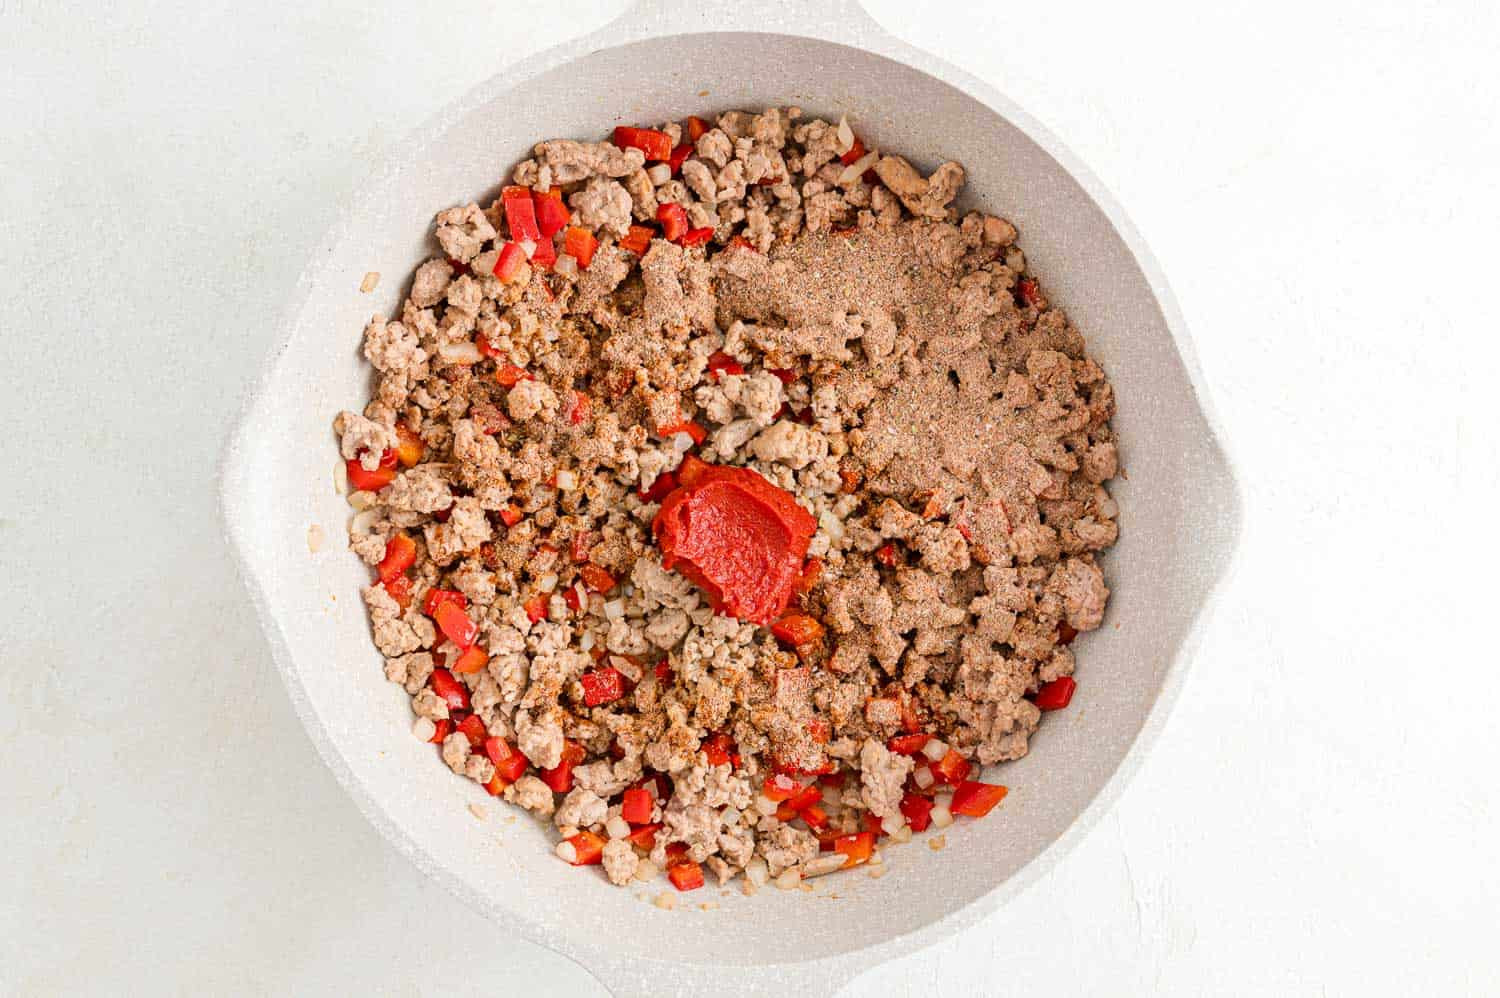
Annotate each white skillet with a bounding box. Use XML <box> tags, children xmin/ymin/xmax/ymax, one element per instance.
<box><xmin>219</xmin><ymin>0</ymin><xmax>1243</xmax><ymax>993</ymax></box>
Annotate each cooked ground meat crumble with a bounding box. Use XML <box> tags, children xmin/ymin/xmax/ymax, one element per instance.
<box><xmin>337</xmin><ymin>108</ymin><xmax>1119</xmax><ymax>894</ymax></box>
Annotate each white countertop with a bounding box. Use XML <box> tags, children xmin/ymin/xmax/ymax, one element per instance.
<box><xmin>3</xmin><ymin>1</ymin><xmax>1497</xmax><ymax>993</ymax></box>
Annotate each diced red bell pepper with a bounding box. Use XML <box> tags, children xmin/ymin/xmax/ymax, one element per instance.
<box><xmin>346</xmin><ymin>457</ymin><xmax>395</xmax><ymax>492</ymax></box>
<box><xmin>656</xmin><ymin>419</ymin><xmax>706</xmax><ymax>445</ymax></box>
<box><xmin>667</xmin><ymin>142</ymin><xmax>693</xmax><ymax>175</ymax></box>
<box><xmin>619</xmin><ymin>224</ymin><xmax>655</xmax><ymax>255</ymax></box>
<box><xmin>875</xmin><ymin>542</ymin><xmax>900</xmax><ymax>567</ymax></box>
<box><xmin>932</xmin><ymin>748</ymin><xmax>972</xmax><ymax>786</ymax></box>
<box><xmin>434</xmin><ymin>601</ymin><xmax>478</xmax><ymax>650</ymax></box>
<box><xmin>834</xmin><ymin>830</ymin><xmax>876</xmax><ymax>868</ymax></box>
<box><xmin>494</xmin><ymin>363</ymin><xmax>530</xmax><ymax>388</ymax></box>
<box><xmin>702</xmin><ymin>731</ymin><xmax>739</xmax><ymax>769</ymax></box>
<box><xmin>770</xmin><ymin>612</ymin><xmax>825</xmax><ymax>647</ymax></box>
<box><xmin>785</xmin><ymin>783</ymin><xmax>823</xmax><ymax>813</ymax></box>
<box><xmin>566</xmin><ymin>389</ymin><xmax>592</xmax><ymax>426</ymax></box>
<box><xmin>1034</xmin><ymin>676</ymin><xmax>1076</xmax><ymax>711</ymax></box>
<box><xmin>532</xmin><ymin>187</ymin><xmax>571</xmax><ymax>238</ymax></box>
<box><xmin>685</xmin><ymin>115</ymin><xmax>710</xmax><ymax>142</ymax></box>
<box><xmin>653</xmin><ymin>660</ymin><xmax>674</xmax><ymax>686</ymax></box>
<box><xmin>421</xmin><ymin>587</ymin><xmax>466</xmax><ymax>617</ymax></box>
<box><xmin>483</xmin><ymin>768</ymin><xmax>508</xmax><ymax>796</ymax></box>
<box><xmin>667</xmin><ymin>859</ymin><xmax>705</xmax><ymax>892</ymax></box>
<box><xmin>382</xmin><ymin>573</ymin><xmax>413</xmax><ymax>610</ymax></box>
<box><xmin>656</xmin><ymin>202</ymin><xmax>689</xmax><ymax>242</ymax></box>
<box><xmin>429</xmin><ymin>667</ymin><xmax>470</xmax><ymax>713</ymax></box>
<box><xmin>620</xmin><ymin>787</ymin><xmax>654</xmax><ymax>825</ymax></box>
<box><xmin>529</xmin><ymin>234</ymin><xmax>556</xmax><ymax>271</ymax></box>
<box><xmin>887</xmin><ymin>733</ymin><xmax>931</xmax><ymax>755</ymax></box>
<box><xmin>612</xmin><ymin>125</ymin><xmax>673</xmax><ymax>162</ymax></box>
<box><xmin>806</xmin><ymin>718</ymin><xmax>830</xmax><ymax>745</ymax></box>
<box><xmin>676</xmin><ymin>453</ymin><xmax>709</xmax><ymax>486</ymax></box>
<box><xmin>428</xmin><ymin>717</ymin><xmax>452</xmax><ymax>744</ymax></box>
<box><xmin>484</xmin><ymin>736</ymin><xmax>529</xmax><ymax>783</ymax></box>
<box><xmin>637</xmin><ymin>470</ymin><xmax>677</xmax><ymax>503</ymax></box>
<box><xmin>501</xmin><ymin>186</ymin><xmax>542</xmax><ymax>244</ymax></box>
<box><xmin>1017</xmin><ymin>277</ymin><xmax>1042</xmax><ymax>308</ymax></box>
<box><xmin>569</xmin><ymin>532</ymin><xmax>592</xmax><ymax>563</ymax></box>
<box><xmin>1057</xmin><ymin>622</ymin><xmax>1079</xmax><ymax>646</ymax></box>
<box><xmin>493</xmin><ymin>241</ymin><xmax>527</xmax><ymax>282</ymax></box>
<box><xmin>580</xmin><ymin>666</ymin><xmax>625</xmax><ymax>707</ymax></box>
<box><xmin>451</xmin><ymin>644</ymin><xmax>487</xmax><ymax>675</ymax></box>
<box><xmin>800</xmin><ymin>804</ymin><xmax>830</xmax><ymax>830</ymax></box>
<box><xmin>562</xmin><ymin>584</ymin><xmax>583</xmax><ymax>612</ymax></box>
<box><xmin>522</xmin><ymin>592</ymin><xmax>549</xmax><ymax>624</ymax></box>
<box><xmin>839</xmin><ymin>136</ymin><xmax>867</xmax><ymax>166</ymax></box>
<box><xmin>541</xmin><ymin>740</ymin><xmax>585</xmax><ymax>794</ymax></box>
<box><xmin>498</xmin><ymin>504</ymin><xmax>523</xmax><ymax>528</ymax></box>
<box><xmin>762</xmin><ymin>773</ymin><xmax>803</xmax><ymax>802</ymax></box>
<box><xmin>679</xmin><ymin>226</ymin><xmax>714</xmax><ymax>248</ymax></box>
<box><xmin>562</xmin><ymin>226</ymin><xmax>598</xmax><ymax>269</ymax></box>
<box><xmin>900</xmin><ymin>792</ymin><xmax>935</xmax><ymax>832</ymax></box>
<box><xmin>729</xmin><ymin>234</ymin><xmax>758</xmax><ymax>252</ymax></box>
<box><xmin>562</xmin><ymin>830</ymin><xmax>606</xmax><ymax>866</ymax></box>
<box><xmin>795</xmin><ymin>558</ymin><xmax>822</xmax><ymax>595</ymax></box>
<box><xmin>819</xmin><ymin>769</ymin><xmax>847</xmax><ymax>790</ymax></box>
<box><xmin>455</xmin><ymin>712</ymin><xmax>487</xmax><ymax>747</ymax></box>
<box><xmin>706</xmin><ymin>351</ymin><xmax>744</xmax><ymax>379</ymax></box>
<box><xmin>951</xmin><ymin>780</ymin><xmax>1009</xmax><ymax>818</ymax></box>
<box><xmin>626</xmin><ymin>822</ymin><xmax>661</xmax><ymax>849</ymax></box>
<box><xmin>393</xmin><ymin>423</ymin><xmax>425</xmax><ymax>468</ymax></box>
<box><xmin>376</xmin><ymin>533</ymin><xmax>417</xmax><ymax>583</ymax></box>
<box><xmin>768</xmin><ymin>367</ymin><xmax>797</xmax><ymax>386</ymax></box>
<box><xmin>579</xmin><ymin>563</ymin><xmax>616</xmax><ymax>593</ymax></box>
<box><xmin>863</xmin><ymin>811</ymin><xmax>886</xmax><ymax>837</ymax></box>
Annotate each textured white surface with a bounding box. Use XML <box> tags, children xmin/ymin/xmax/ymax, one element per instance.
<box><xmin>2</xmin><ymin>1</ymin><xmax>1497</xmax><ymax>995</ymax></box>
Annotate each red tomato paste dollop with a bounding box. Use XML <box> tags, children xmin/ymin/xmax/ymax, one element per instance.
<box><xmin>652</xmin><ymin>462</ymin><xmax>817</xmax><ymax>625</ymax></box>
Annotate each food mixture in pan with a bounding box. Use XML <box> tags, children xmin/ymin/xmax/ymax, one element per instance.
<box><xmin>335</xmin><ymin>108</ymin><xmax>1118</xmax><ymax>895</ymax></box>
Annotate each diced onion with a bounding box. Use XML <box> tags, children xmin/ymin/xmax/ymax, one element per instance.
<box><xmin>818</xmin><ymin>509</ymin><xmax>845</xmax><ymax>545</ymax></box>
<box><xmin>804</xmin><ymin>854</ymin><xmax>846</xmax><ymax>878</ymax></box>
<box><xmin>744</xmin><ymin>857</ymin><xmax>769</xmax><ymax>887</ymax></box>
<box><xmin>603</xmin><ymin>599</ymin><xmax>625</xmax><ymax>621</ymax></box>
<box><xmin>555</xmin><ymin>253</ymin><xmax>578</xmax><ymax>277</ymax></box>
<box><xmin>334</xmin><ymin>460</ymin><xmax>348</xmax><ymax>495</ymax></box>
<box><xmin>889</xmin><ymin>824</ymin><xmax>913</xmax><ymax>844</ymax></box>
<box><xmin>349</xmin><ymin>508</ymin><xmax>382</xmax><ymax>536</ymax></box>
<box><xmin>930</xmin><ymin>804</ymin><xmax>953</xmax><ymax>829</ymax></box>
<box><xmin>774</xmin><ymin>868</ymin><xmax>802</xmax><ymax>890</ymax></box>
<box><xmin>579</xmin><ymin>630</ymin><xmax>596</xmax><ymax>652</ymax></box>
<box><xmin>913</xmin><ymin>766</ymin><xmax>936</xmax><ymax>790</ymax></box>
<box><xmin>437</xmin><ymin>340</ymin><xmax>482</xmax><ymax>365</ymax></box>
<box><xmin>922</xmin><ymin>738</ymin><xmax>949</xmax><ymax>762</ymax></box>
<box><xmin>554</xmin><ymin>841</ymin><xmax>578</xmax><ymax>863</ymax></box>
<box><xmin>537</xmin><ymin>572</ymin><xmax>559</xmax><ymax>593</ymax></box>
<box><xmin>881</xmin><ymin>813</ymin><xmax>905</xmax><ymax>835</ymax></box>
<box><xmin>835</xmin><ymin>115</ymin><xmax>854</xmax><ymax>155</ymax></box>
<box><xmin>838</xmin><ymin>149</ymin><xmax>878</xmax><ymax>186</ymax></box>
<box><xmin>634</xmin><ymin>860</ymin><xmax>659</xmax><ymax>882</ymax></box>
<box><xmin>519</xmin><ymin>239</ymin><xmax>538</xmax><ymax>259</ymax></box>
<box><xmin>555</xmin><ymin>469</ymin><xmax>578</xmax><ymax>491</ymax></box>
<box><xmin>646</xmin><ymin>162</ymin><xmax>671</xmax><ymax>185</ymax></box>
<box><xmin>721</xmin><ymin>807</ymin><xmax>741</xmax><ymax>826</ymax></box>
<box><xmin>670</xmin><ymin>432</ymin><xmax>695</xmax><ymax>453</ymax></box>
<box><xmin>606</xmin><ymin>815</ymin><xmax>631</xmax><ymax>839</ymax></box>
<box><xmin>412</xmin><ymin>717</ymin><xmax>436</xmax><ymax>742</ymax></box>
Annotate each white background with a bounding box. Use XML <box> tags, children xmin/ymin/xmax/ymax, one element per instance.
<box><xmin>3</xmin><ymin>1</ymin><xmax>1498</xmax><ymax>994</ymax></box>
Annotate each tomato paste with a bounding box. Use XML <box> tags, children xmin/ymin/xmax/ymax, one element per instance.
<box><xmin>652</xmin><ymin>463</ymin><xmax>816</xmax><ymax>624</ymax></box>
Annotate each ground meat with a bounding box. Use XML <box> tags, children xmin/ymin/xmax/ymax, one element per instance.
<box><xmin>342</xmin><ymin>107</ymin><xmax>1119</xmax><ymax>895</ymax></box>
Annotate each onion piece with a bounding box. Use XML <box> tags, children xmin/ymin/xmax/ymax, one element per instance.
<box><xmin>437</xmin><ymin>340</ymin><xmax>482</xmax><ymax>365</ymax></box>
<box><xmin>838</xmin><ymin>149</ymin><xmax>879</xmax><ymax>187</ymax></box>
<box><xmin>835</xmin><ymin>115</ymin><xmax>855</xmax><ymax>155</ymax></box>
<box><xmin>603</xmin><ymin>598</ymin><xmax>625</xmax><ymax>621</ymax></box>
<box><xmin>537</xmin><ymin>572</ymin><xmax>559</xmax><ymax>593</ymax></box>
<box><xmin>646</xmin><ymin>162</ymin><xmax>672</xmax><ymax>185</ymax></box>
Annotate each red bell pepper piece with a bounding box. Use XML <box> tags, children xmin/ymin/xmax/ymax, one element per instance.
<box><xmin>768</xmin><ymin>367</ymin><xmax>797</xmax><ymax>386</ymax></box>
<box><xmin>887</xmin><ymin>733</ymin><xmax>931</xmax><ymax>755</ymax></box>
<box><xmin>625</xmin><ymin>822</ymin><xmax>661</xmax><ymax>849</ymax></box>
<box><xmin>484</xmin><ymin>736</ymin><xmax>529</xmax><ymax>783</ymax></box>
<box><xmin>501</xmin><ymin>186</ymin><xmax>542</xmax><ymax>244</ymax></box>
<box><xmin>578</xmin><ymin>563</ymin><xmax>616</xmax><ymax>593</ymax></box>
<box><xmin>1017</xmin><ymin>277</ymin><xmax>1042</xmax><ymax>308</ymax></box>
<box><xmin>706</xmin><ymin>351</ymin><xmax>744</xmax><ymax>379</ymax></box>
<box><xmin>770</xmin><ymin>612</ymin><xmax>825</xmax><ymax>647</ymax></box>
<box><xmin>433</xmin><ymin>600</ymin><xmax>478</xmax><ymax>650</ymax></box>
<box><xmin>794</xmin><ymin>558</ymin><xmax>822</xmax><ymax>595</ymax></box>
<box><xmin>541</xmin><ymin>740</ymin><xmax>584</xmax><ymax>794</ymax></box>
<box><xmin>667</xmin><ymin>142</ymin><xmax>693</xmax><ymax>175</ymax></box>
<box><xmin>428</xmin><ymin>717</ymin><xmax>452</xmax><ymax>744</ymax></box>
<box><xmin>393</xmin><ymin>423</ymin><xmax>425</xmax><ymax>468</ymax></box>
<box><xmin>620</xmin><ymin>787</ymin><xmax>654</xmax><ymax>825</ymax></box>
<box><xmin>498</xmin><ymin>504</ymin><xmax>523</xmax><ymax>527</ymax></box>
<box><xmin>562</xmin><ymin>584</ymin><xmax>583</xmax><ymax>612</ymax></box>
<box><xmin>492</xmin><ymin>241</ymin><xmax>527</xmax><ymax>282</ymax></box>
<box><xmin>1034</xmin><ymin>676</ymin><xmax>1076</xmax><ymax>711</ymax></box>
<box><xmin>875</xmin><ymin>542</ymin><xmax>900</xmax><ymax>567</ymax></box>
<box><xmin>863</xmin><ymin>811</ymin><xmax>886</xmax><ymax>837</ymax></box>
<box><xmin>678</xmin><ymin>226</ymin><xmax>714</xmax><ymax>247</ymax></box>
<box><xmin>932</xmin><ymin>748</ymin><xmax>972</xmax><ymax>785</ymax></box>
<box><xmin>653</xmin><ymin>660</ymin><xmax>674</xmax><ymax>686</ymax></box>
<box><xmin>346</xmin><ymin>456</ymin><xmax>395</xmax><ymax>492</ymax></box>
<box><xmin>451</xmin><ymin>644</ymin><xmax>487</xmax><ymax>675</ymax></box>
<box><xmin>612</xmin><ymin>125</ymin><xmax>673</xmax><ymax>162</ymax></box>
<box><xmin>566</xmin><ymin>389</ymin><xmax>592</xmax><ymax>425</ymax></box>
<box><xmin>494</xmin><ymin>363</ymin><xmax>530</xmax><ymax>388</ymax></box>
<box><xmin>522</xmin><ymin>592</ymin><xmax>548</xmax><ymax>624</ymax></box>
<box><xmin>685</xmin><ymin>115</ymin><xmax>710</xmax><ymax>142</ymax></box>
<box><xmin>818</xmin><ymin>769</ymin><xmax>847</xmax><ymax>790</ymax></box>
<box><xmin>532</xmin><ymin>187</ymin><xmax>571</xmax><ymax>237</ymax></box>
<box><xmin>579</xmin><ymin>667</ymin><xmax>625</xmax><ymax>707</ymax></box>
<box><xmin>800</xmin><ymin>804</ymin><xmax>830</xmax><ymax>830</ymax></box>
<box><xmin>702</xmin><ymin>731</ymin><xmax>739</xmax><ymax>768</ymax></box>
<box><xmin>530</xmin><ymin>234</ymin><xmax>556</xmax><ymax>271</ymax></box>
<box><xmin>676</xmin><ymin>453</ymin><xmax>709</xmax><ymax>486</ymax></box>
<box><xmin>619</xmin><ymin>224</ymin><xmax>655</xmax><ymax>255</ymax></box>
<box><xmin>637</xmin><ymin>470</ymin><xmax>677</xmax><ymax>503</ymax></box>
<box><xmin>376</xmin><ymin>533</ymin><xmax>417</xmax><ymax>583</ymax></box>
<box><xmin>656</xmin><ymin>418</ymin><xmax>706</xmax><ymax>444</ymax></box>
<box><xmin>655</xmin><ymin>202</ymin><xmax>689</xmax><ymax>242</ymax></box>
<box><xmin>561</xmin><ymin>830</ymin><xmax>606</xmax><ymax>866</ymax></box>
<box><xmin>562</xmin><ymin>226</ymin><xmax>598</xmax><ymax>269</ymax></box>
<box><xmin>429</xmin><ymin>667</ymin><xmax>470</xmax><ymax>713</ymax></box>
<box><xmin>900</xmin><ymin>792</ymin><xmax>935</xmax><ymax>832</ymax></box>
<box><xmin>421</xmin><ymin>587</ymin><xmax>466</xmax><ymax>617</ymax></box>
<box><xmin>382</xmin><ymin>573</ymin><xmax>413</xmax><ymax>610</ymax></box>
<box><xmin>1057</xmin><ymin>622</ymin><xmax>1079</xmax><ymax>645</ymax></box>
<box><xmin>834</xmin><ymin>830</ymin><xmax>876</xmax><ymax>868</ymax></box>
<box><xmin>762</xmin><ymin>773</ymin><xmax>803</xmax><ymax>802</ymax></box>
<box><xmin>839</xmin><ymin>136</ymin><xmax>867</xmax><ymax>166</ymax></box>
<box><xmin>951</xmin><ymin>780</ymin><xmax>1009</xmax><ymax>818</ymax></box>
<box><xmin>455</xmin><ymin>712</ymin><xmax>487</xmax><ymax>747</ymax></box>
<box><xmin>667</xmin><ymin>859</ymin><xmax>705</xmax><ymax>891</ymax></box>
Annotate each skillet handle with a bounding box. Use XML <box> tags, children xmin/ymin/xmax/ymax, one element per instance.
<box><xmin>603</xmin><ymin>0</ymin><xmax>885</xmax><ymax>41</ymax></box>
